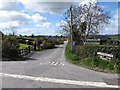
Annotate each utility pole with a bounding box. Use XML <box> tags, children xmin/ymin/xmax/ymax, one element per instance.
<box><xmin>70</xmin><ymin>5</ymin><xmax>73</xmax><ymax>52</ymax></box>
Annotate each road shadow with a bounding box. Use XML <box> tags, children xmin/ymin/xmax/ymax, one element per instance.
<box><xmin>1</xmin><ymin>44</ymin><xmax>65</xmax><ymax>62</ymax></box>
<box><xmin>1</xmin><ymin>57</ymin><xmax>37</xmax><ymax>62</ymax></box>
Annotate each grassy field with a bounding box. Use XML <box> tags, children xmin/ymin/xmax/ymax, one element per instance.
<box><xmin>19</xmin><ymin>43</ymin><xmax>29</xmax><ymax>49</ymax></box>
<box><xmin>109</xmin><ymin>35</ymin><xmax>120</xmax><ymax>40</ymax></box>
<box><xmin>18</xmin><ymin>36</ymin><xmax>36</xmax><ymax>40</ymax></box>
<box><xmin>19</xmin><ymin>43</ymin><xmax>34</xmax><ymax>50</ymax></box>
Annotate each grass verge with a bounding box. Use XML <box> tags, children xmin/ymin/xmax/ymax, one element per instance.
<box><xmin>19</xmin><ymin>43</ymin><xmax>34</xmax><ymax>50</ymax></box>
<box><xmin>65</xmin><ymin>44</ymin><xmax>120</xmax><ymax>73</ymax></box>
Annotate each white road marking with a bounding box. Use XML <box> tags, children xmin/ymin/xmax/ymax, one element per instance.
<box><xmin>39</xmin><ymin>62</ymin><xmax>65</xmax><ymax>66</ymax></box>
<box><xmin>54</xmin><ymin>62</ymin><xmax>59</xmax><ymax>65</ymax></box>
<box><xmin>0</xmin><ymin>72</ymin><xmax>118</xmax><ymax>88</ymax></box>
<box><xmin>50</xmin><ymin>62</ymin><xmax>56</xmax><ymax>65</ymax></box>
<box><xmin>1</xmin><ymin>61</ymin><xmax>28</xmax><ymax>64</ymax></box>
<box><xmin>50</xmin><ymin>62</ymin><xmax>65</xmax><ymax>66</ymax></box>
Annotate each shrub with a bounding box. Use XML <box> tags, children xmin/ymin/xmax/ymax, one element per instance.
<box><xmin>45</xmin><ymin>43</ymin><xmax>53</xmax><ymax>49</ymax></box>
<box><xmin>107</xmin><ymin>60</ymin><xmax>119</xmax><ymax>73</ymax></box>
<box><xmin>2</xmin><ymin>36</ymin><xmax>19</xmax><ymax>59</ymax></box>
<box><xmin>42</xmin><ymin>40</ymin><xmax>55</xmax><ymax>49</ymax></box>
<box><xmin>65</xmin><ymin>44</ymin><xmax>120</xmax><ymax>73</ymax></box>
<box><xmin>65</xmin><ymin>44</ymin><xmax>79</xmax><ymax>62</ymax></box>
<box><xmin>55</xmin><ymin>38</ymin><xmax>64</xmax><ymax>45</ymax></box>
<box><xmin>81</xmin><ymin>57</ymin><xmax>101</xmax><ymax>67</ymax></box>
<box><xmin>98</xmin><ymin>59</ymin><xmax>109</xmax><ymax>69</ymax></box>
<box><xmin>73</xmin><ymin>44</ymin><xmax>120</xmax><ymax>60</ymax></box>
<box><xmin>36</xmin><ymin>38</ymin><xmax>42</xmax><ymax>50</ymax></box>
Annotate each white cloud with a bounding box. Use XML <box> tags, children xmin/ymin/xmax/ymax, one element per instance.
<box><xmin>17</xmin><ymin>28</ymin><xmax>41</xmax><ymax>35</ymax></box>
<box><xmin>0</xmin><ymin>11</ymin><xmax>31</xmax><ymax>25</ymax></box>
<box><xmin>17</xmin><ymin>27</ymin><xmax>56</xmax><ymax>36</ymax></box>
<box><xmin>0</xmin><ymin>21</ymin><xmax>21</xmax><ymax>30</ymax></box>
<box><xmin>31</xmin><ymin>13</ymin><xmax>47</xmax><ymax>23</ymax></box>
<box><xmin>34</xmin><ymin>24</ymin><xmax>41</xmax><ymax>27</ymax></box>
<box><xmin>42</xmin><ymin>23</ymin><xmax>52</xmax><ymax>27</ymax></box>
<box><xmin>56</xmin><ymin>23</ymin><xmax>61</xmax><ymax>27</ymax></box>
<box><xmin>0</xmin><ymin>2</ymin><xmax>20</xmax><ymax>11</ymax></box>
<box><xmin>0</xmin><ymin>11</ymin><xmax>47</xmax><ymax>24</ymax></box>
<box><xmin>0</xmin><ymin>1</ymin><xmax>48</xmax><ymax>31</ymax></box>
<box><xmin>19</xmin><ymin>0</ymin><xmax>77</xmax><ymax>15</ymax></box>
<box><xmin>35</xmin><ymin>22</ymin><xmax>52</xmax><ymax>28</ymax></box>
<box><xmin>56</xmin><ymin>20</ymin><xmax>67</xmax><ymax>27</ymax></box>
<box><xmin>100</xmin><ymin>9</ymin><xmax>118</xmax><ymax>35</ymax></box>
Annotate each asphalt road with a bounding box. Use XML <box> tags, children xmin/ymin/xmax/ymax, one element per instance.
<box><xmin>0</xmin><ymin>43</ymin><xmax>119</xmax><ymax>88</ymax></box>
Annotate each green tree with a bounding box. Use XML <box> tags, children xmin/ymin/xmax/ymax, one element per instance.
<box><xmin>2</xmin><ymin>35</ymin><xmax>19</xmax><ymax>59</ymax></box>
<box><xmin>36</xmin><ymin>37</ymin><xmax>42</xmax><ymax>50</ymax></box>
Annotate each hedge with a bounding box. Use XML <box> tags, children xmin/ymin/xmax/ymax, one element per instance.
<box><xmin>72</xmin><ymin>44</ymin><xmax>120</xmax><ymax>60</ymax></box>
<box><xmin>2</xmin><ymin>36</ymin><xmax>19</xmax><ymax>59</ymax></box>
<box><xmin>65</xmin><ymin>44</ymin><xmax>120</xmax><ymax>73</ymax></box>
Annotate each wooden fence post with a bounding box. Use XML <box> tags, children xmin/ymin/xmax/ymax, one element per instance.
<box><xmin>28</xmin><ymin>46</ymin><xmax>30</xmax><ymax>53</ymax></box>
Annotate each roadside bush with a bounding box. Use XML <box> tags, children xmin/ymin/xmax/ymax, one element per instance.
<box><xmin>2</xmin><ymin>36</ymin><xmax>19</xmax><ymax>59</ymax></box>
<box><xmin>81</xmin><ymin>57</ymin><xmax>101</xmax><ymax>67</ymax></box>
<box><xmin>45</xmin><ymin>42</ymin><xmax>53</xmax><ymax>49</ymax></box>
<box><xmin>107</xmin><ymin>60</ymin><xmax>120</xmax><ymax>73</ymax></box>
<box><xmin>28</xmin><ymin>40</ymin><xmax>35</xmax><ymax>45</ymax></box>
<box><xmin>81</xmin><ymin>56</ymin><xmax>119</xmax><ymax>73</ymax></box>
<box><xmin>42</xmin><ymin>40</ymin><xmax>55</xmax><ymax>49</ymax></box>
<box><xmin>72</xmin><ymin>45</ymin><xmax>96</xmax><ymax>60</ymax></box>
<box><xmin>73</xmin><ymin>44</ymin><xmax>120</xmax><ymax>60</ymax></box>
<box><xmin>55</xmin><ymin>39</ymin><xmax>64</xmax><ymax>45</ymax></box>
<box><xmin>65</xmin><ymin>44</ymin><xmax>120</xmax><ymax>73</ymax></box>
<box><xmin>65</xmin><ymin>44</ymin><xmax>79</xmax><ymax>63</ymax></box>
<box><xmin>36</xmin><ymin>38</ymin><xmax>42</xmax><ymax>50</ymax></box>
<box><xmin>98</xmin><ymin>59</ymin><xmax>109</xmax><ymax>69</ymax></box>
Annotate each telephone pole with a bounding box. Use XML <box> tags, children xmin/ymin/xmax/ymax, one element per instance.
<box><xmin>70</xmin><ymin>5</ymin><xmax>73</xmax><ymax>52</ymax></box>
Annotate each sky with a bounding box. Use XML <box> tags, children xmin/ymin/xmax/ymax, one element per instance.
<box><xmin>0</xmin><ymin>0</ymin><xmax>119</xmax><ymax>36</ymax></box>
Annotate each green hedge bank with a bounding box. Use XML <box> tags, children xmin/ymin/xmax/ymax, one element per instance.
<box><xmin>72</xmin><ymin>44</ymin><xmax>120</xmax><ymax>60</ymax></box>
<box><xmin>65</xmin><ymin>44</ymin><xmax>120</xmax><ymax>73</ymax></box>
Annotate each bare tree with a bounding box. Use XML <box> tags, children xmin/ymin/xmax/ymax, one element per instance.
<box><xmin>79</xmin><ymin>2</ymin><xmax>110</xmax><ymax>43</ymax></box>
<box><xmin>60</xmin><ymin>1</ymin><xmax>111</xmax><ymax>45</ymax></box>
<box><xmin>10</xmin><ymin>27</ymin><xmax>17</xmax><ymax>36</ymax></box>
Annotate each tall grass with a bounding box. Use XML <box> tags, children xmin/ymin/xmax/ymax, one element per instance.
<box><xmin>65</xmin><ymin>44</ymin><xmax>79</xmax><ymax>64</ymax></box>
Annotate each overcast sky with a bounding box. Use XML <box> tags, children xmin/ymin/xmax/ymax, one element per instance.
<box><xmin>0</xmin><ymin>0</ymin><xmax>119</xmax><ymax>36</ymax></box>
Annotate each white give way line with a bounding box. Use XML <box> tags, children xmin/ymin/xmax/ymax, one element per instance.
<box><xmin>0</xmin><ymin>72</ymin><xmax>119</xmax><ymax>88</ymax></box>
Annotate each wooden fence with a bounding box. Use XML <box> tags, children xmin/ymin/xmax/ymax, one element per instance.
<box><xmin>18</xmin><ymin>46</ymin><xmax>30</xmax><ymax>57</ymax></box>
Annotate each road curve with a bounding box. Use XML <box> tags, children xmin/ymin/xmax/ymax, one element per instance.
<box><xmin>1</xmin><ymin>44</ymin><xmax>119</xmax><ymax>88</ymax></box>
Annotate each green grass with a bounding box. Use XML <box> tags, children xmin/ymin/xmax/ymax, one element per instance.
<box><xmin>18</xmin><ymin>36</ymin><xmax>36</xmax><ymax>40</ymax></box>
<box><xmin>65</xmin><ymin>44</ymin><xmax>120</xmax><ymax>73</ymax></box>
<box><xmin>19</xmin><ymin>43</ymin><xmax>34</xmax><ymax>50</ymax></box>
<box><xmin>19</xmin><ymin>43</ymin><xmax>29</xmax><ymax>49</ymax></box>
<box><xmin>65</xmin><ymin>44</ymin><xmax>79</xmax><ymax>64</ymax></box>
<box><xmin>109</xmin><ymin>35</ymin><xmax>120</xmax><ymax>40</ymax></box>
